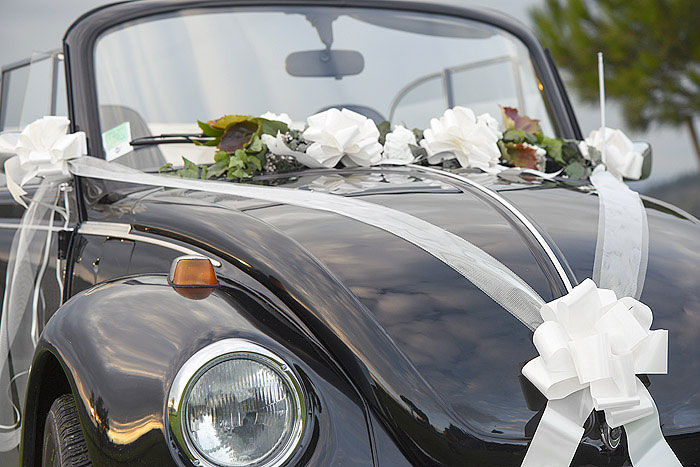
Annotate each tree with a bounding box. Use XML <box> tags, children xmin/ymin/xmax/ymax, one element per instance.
<box><xmin>531</xmin><ymin>0</ymin><xmax>700</xmax><ymax>167</ymax></box>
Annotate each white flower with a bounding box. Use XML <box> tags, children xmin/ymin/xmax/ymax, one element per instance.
<box><xmin>259</xmin><ymin>111</ymin><xmax>305</xmax><ymax>131</ymax></box>
<box><xmin>302</xmin><ymin>108</ymin><xmax>383</xmax><ymax>168</ymax></box>
<box><xmin>380</xmin><ymin>125</ymin><xmax>417</xmax><ymax>165</ymax></box>
<box><xmin>584</xmin><ymin>127</ymin><xmax>643</xmax><ymax>180</ymax></box>
<box><xmin>420</xmin><ymin>106</ymin><xmax>502</xmax><ymax>170</ymax></box>
<box><xmin>261</xmin><ymin>133</ymin><xmax>304</xmax><ymax>158</ymax></box>
<box><xmin>262</xmin><ymin>132</ymin><xmax>338</xmax><ymax>170</ymax></box>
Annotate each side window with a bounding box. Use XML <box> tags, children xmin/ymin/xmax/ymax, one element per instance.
<box><xmin>0</xmin><ymin>65</ymin><xmax>30</xmax><ymax>131</ymax></box>
<box><xmin>0</xmin><ymin>50</ymin><xmax>66</xmax><ymax>132</ymax></box>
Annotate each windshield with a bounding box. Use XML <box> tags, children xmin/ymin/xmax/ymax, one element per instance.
<box><xmin>94</xmin><ymin>6</ymin><xmax>554</xmax><ymax>170</ymax></box>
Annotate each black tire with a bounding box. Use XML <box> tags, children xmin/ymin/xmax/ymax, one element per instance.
<box><xmin>42</xmin><ymin>394</ymin><xmax>92</xmax><ymax>467</ymax></box>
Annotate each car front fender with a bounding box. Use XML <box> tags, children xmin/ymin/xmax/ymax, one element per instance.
<box><xmin>20</xmin><ymin>274</ymin><xmax>377</xmax><ymax>466</ymax></box>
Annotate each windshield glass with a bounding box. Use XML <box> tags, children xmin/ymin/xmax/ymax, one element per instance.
<box><xmin>94</xmin><ymin>6</ymin><xmax>553</xmax><ymax>170</ymax></box>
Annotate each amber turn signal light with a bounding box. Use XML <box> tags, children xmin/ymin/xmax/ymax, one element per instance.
<box><xmin>169</xmin><ymin>255</ymin><xmax>218</xmax><ymax>300</ymax></box>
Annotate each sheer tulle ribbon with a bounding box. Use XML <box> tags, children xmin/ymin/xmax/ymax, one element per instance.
<box><xmin>521</xmin><ymin>278</ymin><xmax>680</xmax><ymax>466</ymax></box>
<box><xmin>3</xmin><ymin>116</ymin><xmax>86</xmax><ymax>207</ymax></box>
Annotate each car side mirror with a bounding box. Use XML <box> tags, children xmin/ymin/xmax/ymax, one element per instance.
<box><xmin>632</xmin><ymin>141</ymin><xmax>652</xmax><ymax>180</ymax></box>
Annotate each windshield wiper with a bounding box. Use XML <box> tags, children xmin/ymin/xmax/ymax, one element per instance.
<box><xmin>130</xmin><ymin>133</ymin><xmax>214</xmax><ymax>146</ymax></box>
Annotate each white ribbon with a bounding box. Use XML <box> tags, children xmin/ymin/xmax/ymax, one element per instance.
<box><xmin>521</xmin><ymin>278</ymin><xmax>680</xmax><ymax>466</ymax></box>
<box><xmin>3</xmin><ymin>116</ymin><xmax>86</xmax><ymax>207</ymax></box>
<box><xmin>591</xmin><ymin>168</ymin><xmax>648</xmax><ymax>299</ymax></box>
<box><xmin>69</xmin><ymin>156</ymin><xmax>546</xmax><ymax>329</ymax></box>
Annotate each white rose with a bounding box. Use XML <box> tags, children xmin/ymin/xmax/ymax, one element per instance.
<box><xmin>420</xmin><ymin>106</ymin><xmax>502</xmax><ymax>170</ymax></box>
<box><xmin>380</xmin><ymin>125</ymin><xmax>417</xmax><ymax>165</ymax></box>
<box><xmin>259</xmin><ymin>111</ymin><xmax>305</xmax><ymax>131</ymax></box>
<box><xmin>584</xmin><ymin>127</ymin><xmax>643</xmax><ymax>180</ymax></box>
<box><xmin>262</xmin><ymin>132</ymin><xmax>340</xmax><ymax>170</ymax></box>
<box><xmin>302</xmin><ymin>108</ymin><xmax>383</xmax><ymax>168</ymax></box>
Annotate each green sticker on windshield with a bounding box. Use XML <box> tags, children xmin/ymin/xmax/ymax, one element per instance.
<box><xmin>102</xmin><ymin>122</ymin><xmax>133</xmax><ymax>161</ymax></box>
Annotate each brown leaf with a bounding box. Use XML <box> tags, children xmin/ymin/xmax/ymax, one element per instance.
<box><xmin>503</xmin><ymin>142</ymin><xmax>546</xmax><ymax>170</ymax></box>
<box><xmin>500</xmin><ymin>106</ymin><xmax>543</xmax><ymax>135</ymax></box>
<box><xmin>219</xmin><ymin>121</ymin><xmax>259</xmax><ymax>153</ymax></box>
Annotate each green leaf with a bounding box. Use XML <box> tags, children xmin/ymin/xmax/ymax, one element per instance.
<box><xmin>176</xmin><ymin>157</ymin><xmax>200</xmax><ymax>178</ymax></box>
<box><xmin>564</xmin><ymin>161</ymin><xmax>589</xmax><ymax>179</ymax></box>
<box><xmin>234</xmin><ymin>149</ymin><xmax>248</xmax><ymax>163</ymax></box>
<box><xmin>541</xmin><ymin>136</ymin><xmax>564</xmax><ymax>163</ymax></box>
<box><xmin>377</xmin><ymin>121</ymin><xmax>391</xmax><ymax>145</ymax></box>
<box><xmin>159</xmin><ymin>162</ymin><xmax>173</xmax><ymax>173</ymax></box>
<box><xmin>214</xmin><ymin>150</ymin><xmax>229</xmax><ymax>163</ymax></box>
<box><xmin>228</xmin><ymin>167</ymin><xmax>250</xmax><ymax>179</ymax></box>
<box><xmin>194</xmin><ymin>139</ymin><xmax>220</xmax><ymax>147</ymax></box>
<box><xmin>228</xmin><ymin>157</ymin><xmax>245</xmax><ymax>169</ymax></box>
<box><xmin>246</xmin><ymin>135</ymin><xmax>263</xmax><ymax>153</ymax></box>
<box><xmin>197</xmin><ymin>120</ymin><xmax>224</xmax><ymax>137</ymax></box>
<box><xmin>258</xmin><ymin>118</ymin><xmax>289</xmax><ymax>136</ymax></box>
<box><xmin>412</xmin><ymin>128</ymin><xmax>424</xmax><ymax>142</ymax></box>
<box><xmin>206</xmin><ymin>160</ymin><xmax>229</xmax><ymax>179</ymax></box>
<box><xmin>248</xmin><ymin>154</ymin><xmax>263</xmax><ymax>171</ymax></box>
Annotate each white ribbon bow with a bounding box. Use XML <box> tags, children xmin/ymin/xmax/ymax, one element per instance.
<box><xmin>521</xmin><ymin>278</ymin><xmax>680</xmax><ymax>466</ymax></box>
<box><xmin>3</xmin><ymin>116</ymin><xmax>86</xmax><ymax>207</ymax></box>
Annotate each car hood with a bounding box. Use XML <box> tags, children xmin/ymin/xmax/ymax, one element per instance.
<box><xmin>125</xmin><ymin>167</ymin><xmax>700</xmax><ymax>464</ymax></box>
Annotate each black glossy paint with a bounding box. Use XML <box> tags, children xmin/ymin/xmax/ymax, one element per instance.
<box><xmin>26</xmin><ymin>167</ymin><xmax>695</xmax><ymax>466</ymax></box>
<box><xmin>1</xmin><ymin>0</ymin><xmax>697</xmax><ymax>466</ymax></box>
<box><xmin>24</xmin><ymin>275</ymin><xmax>376</xmax><ymax>466</ymax></box>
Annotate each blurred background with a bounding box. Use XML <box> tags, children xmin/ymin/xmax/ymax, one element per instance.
<box><xmin>1</xmin><ymin>0</ymin><xmax>698</xmax><ymax>215</ymax></box>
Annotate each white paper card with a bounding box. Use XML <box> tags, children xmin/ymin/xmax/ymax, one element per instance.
<box><xmin>102</xmin><ymin>122</ymin><xmax>133</xmax><ymax>161</ymax></box>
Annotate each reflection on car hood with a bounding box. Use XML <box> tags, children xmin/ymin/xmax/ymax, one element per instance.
<box><xmin>130</xmin><ymin>167</ymin><xmax>700</xmax><ymax>464</ymax></box>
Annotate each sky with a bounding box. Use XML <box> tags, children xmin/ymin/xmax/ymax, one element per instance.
<box><xmin>1</xmin><ymin>0</ymin><xmax>698</xmax><ymax>191</ymax></box>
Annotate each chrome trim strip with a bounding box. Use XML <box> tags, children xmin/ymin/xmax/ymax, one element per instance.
<box><xmin>77</xmin><ymin>221</ymin><xmax>222</xmax><ymax>267</ymax></box>
<box><xmin>409</xmin><ymin>164</ymin><xmax>574</xmax><ymax>292</ymax></box>
<box><xmin>0</xmin><ymin>222</ymin><xmax>61</xmax><ymax>231</ymax></box>
<box><xmin>166</xmin><ymin>339</ymin><xmax>306</xmax><ymax>467</ymax></box>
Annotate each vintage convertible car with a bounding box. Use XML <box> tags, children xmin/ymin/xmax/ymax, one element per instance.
<box><xmin>0</xmin><ymin>0</ymin><xmax>699</xmax><ymax>466</ymax></box>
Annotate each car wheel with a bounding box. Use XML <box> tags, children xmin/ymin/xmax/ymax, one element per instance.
<box><xmin>42</xmin><ymin>394</ymin><xmax>92</xmax><ymax>467</ymax></box>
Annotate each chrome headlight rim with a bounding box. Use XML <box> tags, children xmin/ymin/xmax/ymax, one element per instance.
<box><xmin>167</xmin><ymin>339</ymin><xmax>306</xmax><ymax>467</ymax></box>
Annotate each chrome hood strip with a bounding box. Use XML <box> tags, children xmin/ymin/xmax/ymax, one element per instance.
<box><xmin>77</xmin><ymin>221</ymin><xmax>222</xmax><ymax>267</ymax></box>
<box><xmin>408</xmin><ymin>164</ymin><xmax>574</xmax><ymax>292</ymax></box>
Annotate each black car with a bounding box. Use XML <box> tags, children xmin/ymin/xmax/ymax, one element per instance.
<box><xmin>0</xmin><ymin>1</ymin><xmax>699</xmax><ymax>466</ymax></box>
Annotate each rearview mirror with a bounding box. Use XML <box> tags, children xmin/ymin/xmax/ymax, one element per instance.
<box><xmin>632</xmin><ymin>141</ymin><xmax>652</xmax><ymax>180</ymax></box>
<box><xmin>286</xmin><ymin>49</ymin><xmax>364</xmax><ymax>79</ymax></box>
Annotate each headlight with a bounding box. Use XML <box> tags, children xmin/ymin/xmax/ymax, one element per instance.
<box><xmin>168</xmin><ymin>340</ymin><xmax>306</xmax><ymax>467</ymax></box>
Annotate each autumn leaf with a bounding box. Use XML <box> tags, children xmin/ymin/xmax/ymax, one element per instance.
<box><xmin>209</xmin><ymin>115</ymin><xmax>251</xmax><ymax>130</ymax></box>
<box><xmin>500</xmin><ymin>106</ymin><xmax>543</xmax><ymax>135</ymax></box>
<box><xmin>219</xmin><ymin>121</ymin><xmax>260</xmax><ymax>153</ymax></box>
<box><xmin>502</xmin><ymin>142</ymin><xmax>546</xmax><ymax>170</ymax></box>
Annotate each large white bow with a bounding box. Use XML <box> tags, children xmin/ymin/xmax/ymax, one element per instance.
<box><xmin>521</xmin><ymin>278</ymin><xmax>680</xmax><ymax>466</ymax></box>
<box><xmin>3</xmin><ymin>116</ymin><xmax>86</xmax><ymax>207</ymax></box>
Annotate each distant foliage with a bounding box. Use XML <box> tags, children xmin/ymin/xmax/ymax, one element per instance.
<box><xmin>531</xmin><ymin>0</ymin><xmax>700</xmax><ymax>163</ymax></box>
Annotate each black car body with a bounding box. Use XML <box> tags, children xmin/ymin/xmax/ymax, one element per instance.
<box><xmin>0</xmin><ymin>1</ymin><xmax>699</xmax><ymax>466</ymax></box>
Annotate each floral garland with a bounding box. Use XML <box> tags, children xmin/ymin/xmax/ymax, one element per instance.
<box><xmin>164</xmin><ymin>106</ymin><xmax>644</xmax><ymax>182</ymax></box>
